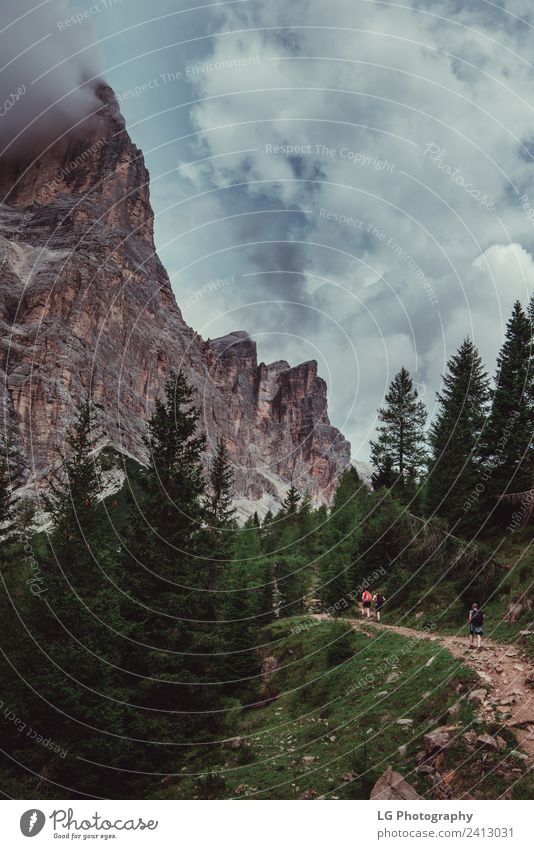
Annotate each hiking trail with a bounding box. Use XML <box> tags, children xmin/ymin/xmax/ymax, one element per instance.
<box><xmin>312</xmin><ymin>613</ymin><xmax>534</xmax><ymax>762</ymax></box>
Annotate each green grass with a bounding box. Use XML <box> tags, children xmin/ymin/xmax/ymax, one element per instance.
<box><xmin>162</xmin><ymin>617</ymin><xmax>532</xmax><ymax>800</ymax></box>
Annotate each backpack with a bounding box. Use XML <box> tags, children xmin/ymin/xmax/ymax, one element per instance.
<box><xmin>362</xmin><ymin>591</ymin><xmax>372</xmax><ymax>602</ymax></box>
<box><xmin>471</xmin><ymin>609</ymin><xmax>484</xmax><ymax>626</ymax></box>
<box><xmin>375</xmin><ymin>593</ymin><xmax>385</xmax><ymax>605</ymax></box>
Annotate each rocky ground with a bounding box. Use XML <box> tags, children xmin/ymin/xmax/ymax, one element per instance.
<box><xmin>313</xmin><ymin>613</ymin><xmax>533</xmax><ymax>798</ymax></box>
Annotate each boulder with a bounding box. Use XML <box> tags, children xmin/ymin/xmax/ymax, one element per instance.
<box><xmin>468</xmin><ymin>689</ymin><xmax>487</xmax><ymax>705</ymax></box>
<box><xmin>261</xmin><ymin>656</ymin><xmax>279</xmax><ymax>681</ymax></box>
<box><xmin>424</xmin><ymin>727</ymin><xmax>452</xmax><ymax>753</ymax></box>
<box><xmin>370</xmin><ymin>766</ymin><xmax>420</xmax><ymax>800</ymax></box>
<box><xmin>225</xmin><ymin>736</ymin><xmax>250</xmax><ymax>750</ymax></box>
<box><xmin>476</xmin><ymin>733</ymin><xmax>498</xmax><ymax>750</ymax></box>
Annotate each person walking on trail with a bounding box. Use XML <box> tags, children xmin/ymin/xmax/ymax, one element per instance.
<box><xmin>468</xmin><ymin>603</ymin><xmax>484</xmax><ymax>650</ymax></box>
<box><xmin>374</xmin><ymin>590</ymin><xmax>386</xmax><ymax>622</ymax></box>
<box><xmin>362</xmin><ymin>589</ymin><xmax>373</xmax><ymax>618</ymax></box>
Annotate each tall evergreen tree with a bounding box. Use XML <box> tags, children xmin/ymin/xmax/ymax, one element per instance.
<box><xmin>0</xmin><ymin>442</ymin><xmax>11</xmax><ymax>527</ymax></box>
<box><xmin>482</xmin><ymin>301</ymin><xmax>533</xmax><ymax>498</ymax></box>
<box><xmin>206</xmin><ymin>437</ymin><xmax>236</xmax><ymax>609</ymax></box>
<box><xmin>281</xmin><ymin>484</ymin><xmax>301</xmax><ymax>519</ymax></box>
<box><xmin>208</xmin><ymin>437</ymin><xmax>236</xmax><ymax>528</ymax></box>
<box><xmin>44</xmin><ymin>398</ymin><xmax>101</xmax><ymax>542</ymax></box>
<box><xmin>220</xmin><ymin>524</ymin><xmax>263</xmax><ymax>687</ymax></box>
<box><xmin>370</xmin><ymin>366</ymin><xmax>427</xmax><ymax>493</ymax></box>
<box><xmin>121</xmin><ymin>370</ymin><xmax>219</xmax><ymax>733</ymax></box>
<box><xmin>426</xmin><ymin>339</ymin><xmax>490</xmax><ymax>528</ymax></box>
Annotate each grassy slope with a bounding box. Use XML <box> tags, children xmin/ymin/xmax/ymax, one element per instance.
<box><xmin>378</xmin><ymin>527</ymin><xmax>533</xmax><ymax>659</ymax></box>
<box><xmin>163</xmin><ymin>618</ymin><xmax>532</xmax><ymax>800</ymax></box>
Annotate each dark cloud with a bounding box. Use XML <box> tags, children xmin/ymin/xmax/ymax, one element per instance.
<box><xmin>0</xmin><ymin>0</ymin><xmax>102</xmax><ymax>158</ymax></box>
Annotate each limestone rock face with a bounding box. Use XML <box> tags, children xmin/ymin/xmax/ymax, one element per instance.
<box><xmin>0</xmin><ymin>84</ymin><xmax>350</xmax><ymax>513</ymax></box>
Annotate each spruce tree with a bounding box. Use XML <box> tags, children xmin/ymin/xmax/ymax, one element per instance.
<box><xmin>206</xmin><ymin>436</ymin><xmax>236</xmax><ymax>609</ymax></box>
<box><xmin>370</xmin><ymin>367</ymin><xmax>427</xmax><ymax>493</ymax></box>
<box><xmin>220</xmin><ymin>524</ymin><xmax>262</xmax><ymax>687</ymax></box>
<box><xmin>426</xmin><ymin>339</ymin><xmax>490</xmax><ymax>528</ymax></box>
<box><xmin>0</xmin><ymin>443</ymin><xmax>11</xmax><ymax>527</ymax></box>
<box><xmin>27</xmin><ymin>398</ymin><xmax>135</xmax><ymax>796</ymax></box>
<box><xmin>208</xmin><ymin>437</ymin><xmax>236</xmax><ymax>528</ymax></box>
<box><xmin>44</xmin><ymin>398</ymin><xmax>100</xmax><ymax>541</ymax></box>
<box><xmin>282</xmin><ymin>484</ymin><xmax>302</xmax><ymax>518</ymax></box>
<box><xmin>371</xmin><ymin>454</ymin><xmax>396</xmax><ymax>490</ymax></box>
<box><xmin>121</xmin><ymin>370</ymin><xmax>219</xmax><ymax>734</ymax></box>
<box><xmin>482</xmin><ymin>301</ymin><xmax>533</xmax><ymax>498</ymax></box>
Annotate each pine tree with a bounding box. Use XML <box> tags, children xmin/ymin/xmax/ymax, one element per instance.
<box><xmin>206</xmin><ymin>436</ymin><xmax>236</xmax><ymax>610</ymax></box>
<box><xmin>121</xmin><ymin>370</ymin><xmax>219</xmax><ymax>734</ymax></box>
<box><xmin>371</xmin><ymin>453</ymin><xmax>396</xmax><ymax>490</ymax></box>
<box><xmin>319</xmin><ymin>468</ymin><xmax>366</xmax><ymax>603</ymax></box>
<box><xmin>282</xmin><ymin>484</ymin><xmax>301</xmax><ymax>520</ymax></box>
<box><xmin>426</xmin><ymin>339</ymin><xmax>490</xmax><ymax>528</ymax></box>
<box><xmin>482</xmin><ymin>301</ymin><xmax>533</xmax><ymax>498</ymax></box>
<box><xmin>370</xmin><ymin>367</ymin><xmax>427</xmax><ymax>493</ymax></box>
<box><xmin>44</xmin><ymin>398</ymin><xmax>101</xmax><ymax>542</ymax></box>
<box><xmin>26</xmin><ymin>398</ymin><xmax>136</xmax><ymax>796</ymax></box>
<box><xmin>0</xmin><ymin>442</ymin><xmax>11</xmax><ymax>527</ymax></box>
<box><xmin>208</xmin><ymin>437</ymin><xmax>236</xmax><ymax>528</ymax></box>
<box><xmin>220</xmin><ymin>523</ymin><xmax>263</xmax><ymax>687</ymax></box>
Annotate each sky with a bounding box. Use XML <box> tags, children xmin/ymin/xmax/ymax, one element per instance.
<box><xmin>3</xmin><ymin>0</ymin><xmax>534</xmax><ymax>460</ymax></box>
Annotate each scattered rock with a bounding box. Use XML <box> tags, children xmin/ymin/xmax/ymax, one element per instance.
<box><xmin>435</xmin><ymin>749</ymin><xmax>448</xmax><ymax>767</ymax></box>
<box><xmin>302</xmin><ymin>755</ymin><xmax>316</xmax><ymax>766</ymax></box>
<box><xmin>511</xmin><ymin>751</ymin><xmax>529</xmax><ymax>762</ymax></box>
<box><xmin>424</xmin><ymin>727</ymin><xmax>452</xmax><ymax>754</ymax></box>
<box><xmin>300</xmin><ymin>789</ymin><xmax>317</xmax><ymax>799</ymax></box>
<box><xmin>431</xmin><ymin>772</ymin><xmax>453</xmax><ymax>799</ymax></box>
<box><xmin>234</xmin><ymin>784</ymin><xmax>248</xmax><ymax>795</ymax></box>
<box><xmin>417</xmin><ymin>764</ymin><xmax>435</xmax><ymax>775</ymax></box>
<box><xmin>370</xmin><ymin>766</ymin><xmax>420</xmax><ymax>800</ymax></box>
<box><xmin>476</xmin><ymin>733</ymin><xmax>498</xmax><ymax>750</ymax></box>
<box><xmin>463</xmin><ymin>731</ymin><xmax>478</xmax><ymax>746</ymax></box>
<box><xmin>396</xmin><ymin>718</ymin><xmax>413</xmax><ymax>726</ymax></box>
<box><xmin>442</xmin><ymin>769</ymin><xmax>456</xmax><ymax>785</ymax></box>
<box><xmin>225</xmin><ymin>736</ymin><xmax>250</xmax><ymax>750</ymax></box>
<box><xmin>386</xmin><ymin>671</ymin><xmax>400</xmax><ymax>683</ymax></box>
<box><xmin>261</xmin><ymin>656</ymin><xmax>279</xmax><ymax>681</ymax></box>
<box><xmin>398</xmin><ymin>745</ymin><xmax>407</xmax><ymax>757</ymax></box>
<box><xmin>342</xmin><ymin>771</ymin><xmax>359</xmax><ymax>782</ymax></box>
<box><xmin>468</xmin><ymin>689</ymin><xmax>487</xmax><ymax>705</ymax></box>
<box><xmin>448</xmin><ymin>702</ymin><xmax>461</xmax><ymax>718</ymax></box>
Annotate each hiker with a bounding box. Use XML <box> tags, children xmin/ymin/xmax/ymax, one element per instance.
<box><xmin>374</xmin><ymin>590</ymin><xmax>386</xmax><ymax>622</ymax></box>
<box><xmin>362</xmin><ymin>589</ymin><xmax>373</xmax><ymax>619</ymax></box>
<box><xmin>468</xmin><ymin>603</ymin><xmax>484</xmax><ymax>650</ymax></box>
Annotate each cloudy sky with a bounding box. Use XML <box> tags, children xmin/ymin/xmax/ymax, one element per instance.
<box><xmin>5</xmin><ymin>0</ymin><xmax>534</xmax><ymax>459</ymax></box>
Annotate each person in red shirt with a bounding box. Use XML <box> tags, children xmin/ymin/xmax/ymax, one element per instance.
<box><xmin>362</xmin><ymin>589</ymin><xmax>372</xmax><ymax>618</ymax></box>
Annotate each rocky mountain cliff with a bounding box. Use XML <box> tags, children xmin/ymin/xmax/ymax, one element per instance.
<box><xmin>0</xmin><ymin>83</ymin><xmax>350</xmax><ymax>515</ymax></box>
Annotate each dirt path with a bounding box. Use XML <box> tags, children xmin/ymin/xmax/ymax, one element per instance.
<box><xmin>312</xmin><ymin>614</ymin><xmax>534</xmax><ymax>761</ymax></box>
